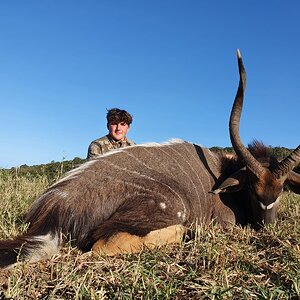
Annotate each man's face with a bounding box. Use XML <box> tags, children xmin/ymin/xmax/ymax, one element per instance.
<box><xmin>108</xmin><ymin>122</ymin><xmax>130</xmax><ymax>141</ymax></box>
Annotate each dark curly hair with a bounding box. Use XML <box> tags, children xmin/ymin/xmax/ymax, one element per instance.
<box><xmin>106</xmin><ymin>108</ymin><xmax>133</xmax><ymax>126</ymax></box>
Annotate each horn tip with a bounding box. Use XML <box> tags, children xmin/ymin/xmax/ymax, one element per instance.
<box><xmin>237</xmin><ymin>49</ymin><xmax>242</xmax><ymax>59</ymax></box>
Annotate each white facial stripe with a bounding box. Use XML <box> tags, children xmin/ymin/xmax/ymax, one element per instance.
<box><xmin>259</xmin><ymin>202</ymin><xmax>267</xmax><ymax>210</ymax></box>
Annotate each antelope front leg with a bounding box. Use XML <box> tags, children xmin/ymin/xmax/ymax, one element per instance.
<box><xmin>92</xmin><ymin>224</ymin><xmax>186</xmax><ymax>256</ymax></box>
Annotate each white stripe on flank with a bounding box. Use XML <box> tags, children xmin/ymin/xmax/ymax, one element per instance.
<box><xmin>34</xmin><ymin>188</ymin><xmax>69</xmax><ymax>205</ymax></box>
<box><xmin>162</xmin><ymin>144</ymin><xmax>207</xmax><ymax>212</ymax></box>
<box><xmin>54</xmin><ymin>190</ymin><xmax>69</xmax><ymax>198</ymax></box>
<box><xmin>138</xmin><ymin>143</ymin><xmax>205</xmax><ymax>218</ymax></box>
<box><xmin>137</xmin><ymin>146</ymin><xmax>190</xmax><ymax>217</ymax></box>
<box><xmin>103</xmin><ymin>175</ymin><xmax>170</xmax><ymax>202</ymax></box>
<box><xmin>101</xmin><ymin>157</ymin><xmax>186</xmax><ymax>216</ymax></box>
<box><xmin>55</xmin><ymin>160</ymin><xmax>97</xmax><ymax>185</ymax></box>
<box><xmin>123</xmin><ymin>149</ymin><xmax>187</xmax><ymax>217</ymax></box>
<box><xmin>182</xmin><ymin>143</ymin><xmax>215</xmax><ymax>203</ymax></box>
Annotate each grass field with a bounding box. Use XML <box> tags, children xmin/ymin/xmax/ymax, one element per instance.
<box><xmin>0</xmin><ymin>170</ymin><xmax>299</xmax><ymax>299</ymax></box>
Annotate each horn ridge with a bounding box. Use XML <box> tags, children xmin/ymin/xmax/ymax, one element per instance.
<box><xmin>229</xmin><ymin>50</ymin><xmax>265</xmax><ymax>177</ymax></box>
<box><xmin>272</xmin><ymin>145</ymin><xmax>300</xmax><ymax>178</ymax></box>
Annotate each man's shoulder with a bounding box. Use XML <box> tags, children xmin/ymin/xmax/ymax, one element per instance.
<box><xmin>91</xmin><ymin>135</ymin><xmax>111</xmax><ymax>146</ymax></box>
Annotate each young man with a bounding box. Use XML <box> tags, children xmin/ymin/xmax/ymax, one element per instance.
<box><xmin>87</xmin><ymin>108</ymin><xmax>135</xmax><ymax>159</ymax></box>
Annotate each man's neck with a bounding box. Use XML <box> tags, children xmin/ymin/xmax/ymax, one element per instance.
<box><xmin>107</xmin><ymin>134</ymin><xmax>126</xmax><ymax>144</ymax></box>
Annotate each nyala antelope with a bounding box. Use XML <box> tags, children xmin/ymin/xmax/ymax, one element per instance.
<box><xmin>0</xmin><ymin>50</ymin><xmax>299</xmax><ymax>268</ymax></box>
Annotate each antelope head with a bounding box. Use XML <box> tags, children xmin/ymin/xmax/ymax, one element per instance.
<box><xmin>213</xmin><ymin>50</ymin><xmax>300</xmax><ymax>227</ymax></box>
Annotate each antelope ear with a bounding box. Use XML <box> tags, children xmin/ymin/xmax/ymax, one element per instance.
<box><xmin>211</xmin><ymin>169</ymin><xmax>247</xmax><ymax>194</ymax></box>
<box><xmin>285</xmin><ymin>171</ymin><xmax>300</xmax><ymax>194</ymax></box>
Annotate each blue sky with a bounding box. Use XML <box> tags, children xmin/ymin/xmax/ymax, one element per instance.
<box><xmin>1</xmin><ymin>1</ymin><xmax>299</xmax><ymax>168</ymax></box>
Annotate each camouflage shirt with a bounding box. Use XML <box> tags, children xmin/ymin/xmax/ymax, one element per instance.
<box><xmin>87</xmin><ymin>134</ymin><xmax>136</xmax><ymax>159</ymax></box>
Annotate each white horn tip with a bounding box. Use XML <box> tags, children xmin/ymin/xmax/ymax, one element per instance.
<box><xmin>237</xmin><ymin>49</ymin><xmax>242</xmax><ymax>59</ymax></box>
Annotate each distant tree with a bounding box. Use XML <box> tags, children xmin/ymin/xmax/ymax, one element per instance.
<box><xmin>271</xmin><ymin>147</ymin><xmax>292</xmax><ymax>160</ymax></box>
<box><xmin>210</xmin><ymin>146</ymin><xmax>224</xmax><ymax>153</ymax></box>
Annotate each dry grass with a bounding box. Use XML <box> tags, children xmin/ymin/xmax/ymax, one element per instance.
<box><xmin>0</xmin><ymin>170</ymin><xmax>299</xmax><ymax>299</ymax></box>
